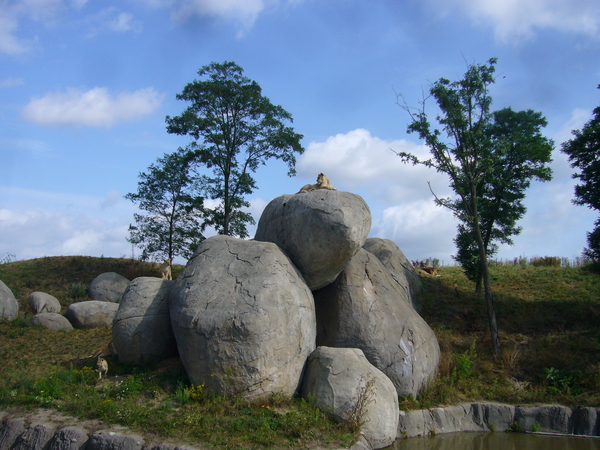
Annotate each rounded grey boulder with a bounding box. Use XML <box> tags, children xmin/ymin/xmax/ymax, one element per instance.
<box><xmin>254</xmin><ymin>190</ymin><xmax>372</xmax><ymax>291</ymax></box>
<box><xmin>169</xmin><ymin>235</ymin><xmax>316</xmax><ymax>399</ymax></box>
<box><xmin>64</xmin><ymin>301</ymin><xmax>119</xmax><ymax>329</ymax></box>
<box><xmin>113</xmin><ymin>277</ymin><xmax>176</xmax><ymax>365</ymax></box>
<box><xmin>31</xmin><ymin>313</ymin><xmax>74</xmax><ymax>331</ymax></box>
<box><xmin>88</xmin><ymin>272</ymin><xmax>130</xmax><ymax>303</ymax></box>
<box><xmin>28</xmin><ymin>292</ymin><xmax>61</xmax><ymax>314</ymax></box>
<box><xmin>301</xmin><ymin>346</ymin><xmax>399</xmax><ymax>450</ymax></box>
<box><xmin>313</xmin><ymin>248</ymin><xmax>440</xmax><ymax>397</ymax></box>
<box><xmin>0</xmin><ymin>279</ymin><xmax>18</xmax><ymax>321</ymax></box>
<box><xmin>363</xmin><ymin>237</ymin><xmax>422</xmax><ymax>311</ymax></box>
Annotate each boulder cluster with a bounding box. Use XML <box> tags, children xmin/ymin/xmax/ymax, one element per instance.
<box><xmin>0</xmin><ymin>189</ymin><xmax>440</xmax><ymax>449</ymax></box>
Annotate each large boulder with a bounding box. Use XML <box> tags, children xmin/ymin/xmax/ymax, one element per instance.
<box><xmin>28</xmin><ymin>292</ymin><xmax>61</xmax><ymax>314</ymax></box>
<box><xmin>254</xmin><ymin>190</ymin><xmax>372</xmax><ymax>291</ymax></box>
<box><xmin>169</xmin><ymin>235</ymin><xmax>316</xmax><ymax>399</ymax></box>
<box><xmin>64</xmin><ymin>301</ymin><xmax>119</xmax><ymax>329</ymax></box>
<box><xmin>301</xmin><ymin>346</ymin><xmax>399</xmax><ymax>450</ymax></box>
<box><xmin>88</xmin><ymin>272</ymin><xmax>130</xmax><ymax>303</ymax></box>
<box><xmin>31</xmin><ymin>313</ymin><xmax>74</xmax><ymax>331</ymax></box>
<box><xmin>0</xmin><ymin>280</ymin><xmax>18</xmax><ymax>321</ymax></box>
<box><xmin>313</xmin><ymin>248</ymin><xmax>440</xmax><ymax>397</ymax></box>
<box><xmin>363</xmin><ymin>237</ymin><xmax>421</xmax><ymax>311</ymax></box>
<box><xmin>113</xmin><ymin>277</ymin><xmax>176</xmax><ymax>365</ymax></box>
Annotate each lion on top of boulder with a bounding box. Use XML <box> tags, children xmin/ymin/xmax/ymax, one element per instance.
<box><xmin>297</xmin><ymin>173</ymin><xmax>337</xmax><ymax>194</ymax></box>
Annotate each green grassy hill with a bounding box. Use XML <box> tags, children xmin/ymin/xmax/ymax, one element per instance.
<box><xmin>1</xmin><ymin>256</ymin><xmax>599</xmax><ymax>448</ymax></box>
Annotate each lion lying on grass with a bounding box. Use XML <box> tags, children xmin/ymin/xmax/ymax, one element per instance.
<box><xmin>297</xmin><ymin>173</ymin><xmax>337</xmax><ymax>193</ymax></box>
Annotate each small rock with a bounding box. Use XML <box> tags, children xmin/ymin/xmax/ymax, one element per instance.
<box><xmin>64</xmin><ymin>301</ymin><xmax>119</xmax><ymax>329</ymax></box>
<box><xmin>28</xmin><ymin>292</ymin><xmax>61</xmax><ymax>314</ymax></box>
<box><xmin>88</xmin><ymin>272</ymin><xmax>130</xmax><ymax>303</ymax></box>
<box><xmin>31</xmin><ymin>313</ymin><xmax>74</xmax><ymax>331</ymax></box>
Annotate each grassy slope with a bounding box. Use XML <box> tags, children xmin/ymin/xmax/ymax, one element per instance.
<box><xmin>412</xmin><ymin>264</ymin><xmax>600</xmax><ymax>409</ymax></box>
<box><xmin>1</xmin><ymin>257</ymin><xmax>599</xmax><ymax>447</ymax></box>
<box><xmin>0</xmin><ymin>257</ymin><xmax>355</xmax><ymax>449</ymax></box>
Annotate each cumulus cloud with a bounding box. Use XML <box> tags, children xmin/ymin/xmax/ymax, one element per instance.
<box><xmin>298</xmin><ymin>128</ymin><xmax>453</xmax><ymax>204</ymax></box>
<box><xmin>21</xmin><ymin>87</ymin><xmax>164</xmax><ymax>127</ymax></box>
<box><xmin>429</xmin><ymin>0</ymin><xmax>600</xmax><ymax>43</ymax></box>
<box><xmin>296</xmin><ymin>128</ymin><xmax>457</xmax><ymax>261</ymax></box>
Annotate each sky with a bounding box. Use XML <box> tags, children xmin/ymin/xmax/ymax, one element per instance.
<box><xmin>1</xmin><ymin>0</ymin><xmax>599</xmax><ymax>266</ymax></box>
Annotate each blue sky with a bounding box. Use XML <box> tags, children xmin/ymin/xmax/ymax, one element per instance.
<box><xmin>1</xmin><ymin>0</ymin><xmax>599</xmax><ymax>265</ymax></box>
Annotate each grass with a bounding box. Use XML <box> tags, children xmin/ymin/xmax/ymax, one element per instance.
<box><xmin>402</xmin><ymin>263</ymin><xmax>600</xmax><ymax>410</ymax></box>
<box><xmin>0</xmin><ymin>256</ymin><xmax>356</xmax><ymax>449</ymax></box>
<box><xmin>2</xmin><ymin>256</ymin><xmax>600</xmax><ymax>447</ymax></box>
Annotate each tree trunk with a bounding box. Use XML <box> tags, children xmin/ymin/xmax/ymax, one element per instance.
<box><xmin>468</xmin><ymin>184</ymin><xmax>501</xmax><ymax>355</ymax></box>
<box><xmin>473</xmin><ymin>223</ymin><xmax>501</xmax><ymax>355</ymax></box>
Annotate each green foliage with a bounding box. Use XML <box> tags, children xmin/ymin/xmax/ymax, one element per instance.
<box><xmin>166</xmin><ymin>61</ymin><xmax>304</xmax><ymax>238</ymax></box>
<box><xmin>69</xmin><ymin>282</ymin><xmax>87</xmax><ymax>300</ymax></box>
<box><xmin>452</xmin><ymin>342</ymin><xmax>477</xmax><ymax>382</ymax></box>
<box><xmin>562</xmin><ymin>86</ymin><xmax>600</xmax><ymax>260</ymax></box>
<box><xmin>126</xmin><ymin>147</ymin><xmax>205</xmax><ymax>262</ymax></box>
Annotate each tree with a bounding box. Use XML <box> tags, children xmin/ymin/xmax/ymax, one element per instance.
<box><xmin>396</xmin><ymin>58</ymin><xmax>553</xmax><ymax>355</ymax></box>
<box><xmin>165</xmin><ymin>61</ymin><xmax>304</xmax><ymax>238</ymax></box>
<box><xmin>126</xmin><ymin>148</ymin><xmax>205</xmax><ymax>262</ymax></box>
<box><xmin>561</xmin><ymin>86</ymin><xmax>600</xmax><ymax>260</ymax></box>
<box><xmin>453</xmin><ymin>108</ymin><xmax>553</xmax><ymax>292</ymax></box>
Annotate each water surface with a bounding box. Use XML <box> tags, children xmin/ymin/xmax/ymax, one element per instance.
<box><xmin>390</xmin><ymin>432</ymin><xmax>600</xmax><ymax>450</ymax></box>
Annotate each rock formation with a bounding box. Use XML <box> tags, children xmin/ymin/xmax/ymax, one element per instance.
<box><xmin>254</xmin><ymin>190</ymin><xmax>371</xmax><ymax>290</ymax></box>
<box><xmin>301</xmin><ymin>346</ymin><xmax>399</xmax><ymax>449</ymax></box>
<box><xmin>313</xmin><ymin>248</ymin><xmax>440</xmax><ymax>397</ymax></box>
<box><xmin>169</xmin><ymin>235</ymin><xmax>316</xmax><ymax>399</ymax></box>
<box><xmin>112</xmin><ymin>277</ymin><xmax>177</xmax><ymax>365</ymax></box>
<box><xmin>363</xmin><ymin>237</ymin><xmax>422</xmax><ymax>311</ymax></box>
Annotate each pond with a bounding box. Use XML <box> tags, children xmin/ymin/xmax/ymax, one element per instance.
<box><xmin>390</xmin><ymin>432</ymin><xmax>600</xmax><ymax>450</ymax></box>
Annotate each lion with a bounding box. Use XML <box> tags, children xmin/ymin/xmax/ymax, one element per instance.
<box><xmin>97</xmin><ymin>357</ymin><xmax>108</xmax><ymax>380</ymax></box>
<box><xmin>161</xmin><ymin>259</ymin><xmax>172</xmax><ymax>280</ymax></box>
<box><xmin>297</xmin><ymin>173</ymin><xmax>337</xmax><ymax>194</ymax></box>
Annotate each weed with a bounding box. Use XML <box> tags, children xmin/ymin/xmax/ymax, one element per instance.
<box><xmin>347</xmin><ymin>375</ymin><xmax>376</xmax><ymax>430</ymax></box>
<box><xmin>531</xmin><ymin>421</ymin><xmax>540</xmax><ymax>432</ymax></box>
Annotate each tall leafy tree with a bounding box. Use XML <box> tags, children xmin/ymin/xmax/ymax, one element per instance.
<box><xmin>165</xmin><ymin>61</ymin><xmax>304</xmax><ymax>238</ymax></box>
<box><xmin>396</xmin><ymin>58</ymin><xmax>553</xmax><ymax>354</ymax></box>
<box><xmin>126</xmin><ymin>148</ymin><xmax>205</xmax><ymax>262</ymax></box>
<box><xmin>454</xmin><ymin>108</ymin><xmax>553</xmax><ymax>292</ymax></box>
<box><xmin>561</xmin><ymin>86</ymin><xmax>600</xmax><ymax>260</ymax></box>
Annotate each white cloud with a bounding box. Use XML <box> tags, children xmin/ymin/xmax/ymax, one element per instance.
<box><xmin>85</xmin><ymin>8</ymin><xmax>143</xmax><ymax>37</ymax></box>
<box><xmin>430</xmin><ymin>0</ymin><xmax>600</xmax><ymax>43</ymax></box>
<box><xmin>172</xmin><ymin>0</ymin><xmax>265</xmax><ymax>26</ymax></box>
<box><xmin>0</xmin><ymin>186</ymin><xmax>136</xmax><ymax>260</ymax></box>
<box><xmin>374</xmin><ymin>201</ymin><xmax>458</xmax><ymax>263</ymax></box>
<box><xmin>21</xmin><ymin>87</ymin><xmax>164</xmax><ymax>128</ymax></box>
<box><xmin>140</xmin><ymin>0</ymin><xmax>298</xmax><ymax>33</ymax></box>
<box><xmin>298</xmin><ymin>128</ymin><xmax>453</xmax><ymax>204</ymax></box>
<box><xmin>1</xmin><ymin>77</ymin><xmax>25</xmax><ymax>87</ymax></box>
<box><xmin>0</xmin><ymin>5</ymin><xmax>31</xmax><ymax>54</ymax></box>
<box><xmin>296</xmin><ymin>129</ymin><xmax>459</xmax><ymax>261</ymax></box>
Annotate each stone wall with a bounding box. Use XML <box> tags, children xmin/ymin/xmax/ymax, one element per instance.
<box><xmin>397</xmin><ymin>402</ymin><xmax>599</xmax><ymax>438</ymax></box>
